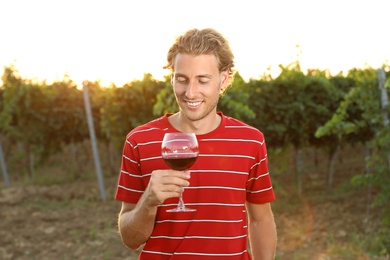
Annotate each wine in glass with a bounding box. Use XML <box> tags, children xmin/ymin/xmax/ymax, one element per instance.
<box><xmin>162</xmin><ymin>132</ymin><xmax>199</xmax><ymax>212</ymax></box>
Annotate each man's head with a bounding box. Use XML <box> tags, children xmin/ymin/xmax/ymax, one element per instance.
<box><xmin>164</xmin><ymin>28</ymin><xmax>235</xmax><ymax>89</ymax></box>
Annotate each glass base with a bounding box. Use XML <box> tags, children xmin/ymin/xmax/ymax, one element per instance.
<box><xmin>166</xmin><ymin>206</ymin><xmax>196</xmax><ymax>212</ymax></box>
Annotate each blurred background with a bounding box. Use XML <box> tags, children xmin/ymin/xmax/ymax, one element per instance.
<box><xmin>0</xmin><ymin>0</ymin><xmax>389</xmax><ymax>259</ymax></box>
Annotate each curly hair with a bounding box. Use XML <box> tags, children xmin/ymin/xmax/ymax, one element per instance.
<box><xmin>164</xmin><ymin>28</ymin><xmax>235</xmax><ymax>86</ymax></box>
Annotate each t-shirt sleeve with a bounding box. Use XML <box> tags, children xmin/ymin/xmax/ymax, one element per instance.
<box><xmin>246</xmin><ymin>136</ymin><xmax>276</xmax><ymax>204</ymax></box>
<box><xmin>115</xmin><ymin>136</ymin><xmax>145</xmax><ymax>203</ymax></box>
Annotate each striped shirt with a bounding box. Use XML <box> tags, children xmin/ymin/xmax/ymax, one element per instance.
<box><xmin>115</xmin><ymin>112</ymin><xmax>275</xmax><ymax>259</ymax></box>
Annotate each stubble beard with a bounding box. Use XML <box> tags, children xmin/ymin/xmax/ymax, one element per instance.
<box><xmin>177</xmin><ymin>95</ymin><xmax>220</xmax><ymax>123</ymax></box>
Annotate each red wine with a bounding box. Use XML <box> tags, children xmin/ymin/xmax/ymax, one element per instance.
<box><xmin>163</xmin><ymin>157</ymin><xmax>197</xmax><ymax>171</ymax></box>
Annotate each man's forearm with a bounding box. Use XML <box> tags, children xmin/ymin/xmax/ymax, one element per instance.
<box><xmin>118</xmin><ymin>199</ymin><xmax>158</xmax><ymax>250</ymax></box>
<box><xmin>249</xmin><ymin>218</ymin><xmax>277</xmax><ymax>259</ymax></box>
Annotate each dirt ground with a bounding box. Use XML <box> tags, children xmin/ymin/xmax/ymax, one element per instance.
<box><xmin>0</xmin><ymin>177</ymin><xmax>140</xmax><ymax>260</ymax></box>
<box><xmin>0</xmin><ymin>146</ymin><xmax>389</xmax><ymax>259</ymax></box>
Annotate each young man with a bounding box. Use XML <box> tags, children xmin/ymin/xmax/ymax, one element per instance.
<box><xmin>116</xmin><ymin>28</ymin><xmax>277</xmax><ymax>259</ymax></box>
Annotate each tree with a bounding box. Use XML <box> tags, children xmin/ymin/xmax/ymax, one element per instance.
<box><xmin>101</xmin><ymin>73</ymin><xmax>162</xmax><ymax>152</ymax></box>
<box><xmin>218</xmin><ymin>72</ymin><xmax>256</xmax><ymax>121</ymax></box>
<box><xmin>316</xmin><ymin>66</ymin><xmax>390</xmax><ymax>248</ymax></box>
<box><xmin>153</xmin><ymin>75</ymin><xmax>178</xmax><ymax>116</ymax></box>
<box><xmin>260</xmin><ymin>62</ymin><xmax>310</xmax><ymax>192</ymax></box>
<box><xmin>0</xmin><ymin>66</ymin><xmax>49</xmax><ymax>179</ymax></box>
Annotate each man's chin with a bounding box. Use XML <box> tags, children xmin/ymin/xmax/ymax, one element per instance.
<box><xmin>179</xmin><ymin>110</ymin><xmax>204</xmax><ymax>122</ymax></box>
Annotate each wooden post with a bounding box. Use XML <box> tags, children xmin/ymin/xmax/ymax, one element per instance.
<box><xmin>377</xmin><ymin>69</ymin><xmax>390</xmax><ymax>172</ymax></box>
<box><xmin>83</xmin><ymin>81</ymin><xmax>106</xmax><ymax>201</ymax></box>
<box><xmin>0</xmin><ymin>142</ymin><xmax>10</xmax><ymax>187</ymax></box>
<box><xmin>378</xmin><ymin>69</ymin><xmax>389</xmax><ymax>125</ymax></box>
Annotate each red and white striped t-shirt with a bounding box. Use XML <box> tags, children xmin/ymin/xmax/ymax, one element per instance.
<box><xmin>115</xmin><ymin>112</ymin><xmax>275</xmax><ymax>259</ymax></box>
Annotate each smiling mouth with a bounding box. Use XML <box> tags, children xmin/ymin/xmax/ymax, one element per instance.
<box><xmin>186</xmin><ymin>101</ymin><xmax>202</xmax><ymax>107</ymax></box>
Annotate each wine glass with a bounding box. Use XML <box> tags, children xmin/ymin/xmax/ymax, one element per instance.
<box><xmin>162</xmin><ymin>132</ymin><xmax>199</xmax><ymax>212</ymax></box>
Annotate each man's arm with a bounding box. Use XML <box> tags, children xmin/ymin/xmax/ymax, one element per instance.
<box><xmin>246</xmin><ymin>202</ymin><xmax>277</xmax><ymax>260</ymax></box>
<box><xmin>118</xmin><ymin>200</ymin><xmax>157</xmax><ymax>250</ymax></box>
<box><xmin>118</xmin><ymin>169</ymin><xmax>191</xmax><ymax>249</ymax></box>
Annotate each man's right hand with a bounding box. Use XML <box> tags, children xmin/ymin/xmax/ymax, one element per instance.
<box><xmin>144</xmin><ymin>169</ymin><xmax>191</xmax><ymax>207</ymax></box>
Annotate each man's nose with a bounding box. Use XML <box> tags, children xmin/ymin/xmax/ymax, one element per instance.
<box><xmin>185</xmin><ymin>81</ymin><xmax>198</xmax><ymax>98</ymax></box>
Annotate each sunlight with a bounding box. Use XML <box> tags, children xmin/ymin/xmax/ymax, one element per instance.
<box><xmin>0</xmin><ymin>0</ymin><xmax>389</xmax><ymax>85</ymax></box>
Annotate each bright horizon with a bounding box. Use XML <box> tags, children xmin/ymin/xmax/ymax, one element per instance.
<box><xmin>0</xmin><ymin>0</ymin><xmax>389</xmax><ymax>86</ymax></box>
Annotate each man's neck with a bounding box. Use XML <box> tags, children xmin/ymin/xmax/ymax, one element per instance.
<box><xmin>169</xmin><ymin>112</ymin><xmax>221</xmax><ymax>135</ymax></box>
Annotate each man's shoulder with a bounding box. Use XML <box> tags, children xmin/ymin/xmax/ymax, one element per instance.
<box><xmin>126</xmin><ymin>116</ymin><xmax>167</xmax><ymax>140</ymax></box>
<box><xmin>223</xmin><ymin>115</ymin><xmax>263</xmax><ymax>135</ymax></box>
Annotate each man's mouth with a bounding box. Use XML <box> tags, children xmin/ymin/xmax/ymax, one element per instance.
<box><xmin>187</xmin><ymin>101</ymin><xmax>202</xmax><ymax>107</ymax></box>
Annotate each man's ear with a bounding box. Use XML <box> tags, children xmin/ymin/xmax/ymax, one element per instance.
<box><xmin>220</xmin><ymin>70</ymin><xmax>229</xmax><ymax>92</ymax></box>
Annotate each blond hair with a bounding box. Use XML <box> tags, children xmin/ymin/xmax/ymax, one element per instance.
<box><xmin>164</xmin><ymin>28</ymin><xmax>235</xmax><ymax>86</ymax></box>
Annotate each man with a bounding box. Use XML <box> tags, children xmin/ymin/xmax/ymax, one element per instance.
<box><xmin>116</xmin><ymin>28</ymin><xmax>277</xmax><ymax>259</ymax></box>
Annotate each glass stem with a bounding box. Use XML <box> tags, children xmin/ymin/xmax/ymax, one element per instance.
<box><xmin>177</xmin><ymin>187</ymin><xmax>185</xmax><ymax>210</ymax></box>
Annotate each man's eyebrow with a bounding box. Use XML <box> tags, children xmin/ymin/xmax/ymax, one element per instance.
<box><xmin>197</xmin><ymin>74</ymin><xmax>212</xmax><ymax>79</ymax></box>
<box><xmin>174</xmin><ymin>73</ymin><xmax>187</xmax><ymax>78</ymax></box>
<box><xmin>174</xmin><ymin>73</ymin><xmax>212</xmax><ymax>79</ymax></box>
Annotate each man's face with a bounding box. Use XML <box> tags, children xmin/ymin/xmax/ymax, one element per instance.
<box><xmin>172</xmin><ymin>53</ymin><xmax>228</xmax><ymax>123</ymax></box>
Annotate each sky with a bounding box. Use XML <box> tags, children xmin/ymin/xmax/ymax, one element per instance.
<box><xmin>0</xmin><ymin>0</ymin><xmax>389</xmax><ymax>86</ymax></box>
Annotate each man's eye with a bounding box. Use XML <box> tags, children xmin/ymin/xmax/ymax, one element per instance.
<box><xmin>199</xmin><ymin>80</ymin><xmax>209</xmax><ymax>84</ymax></box>
<box><xmin>176</xmin><ymin>77</ymin><xmax>187</xmax><ymax>83</ymax></box>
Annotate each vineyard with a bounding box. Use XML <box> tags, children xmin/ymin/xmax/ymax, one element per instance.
<box><xmin>0</xmin><ymin>62</ymin><xmax>390</xmax><ymax>259</ymax></box>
